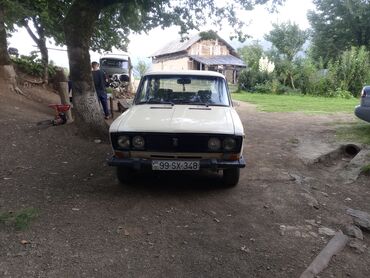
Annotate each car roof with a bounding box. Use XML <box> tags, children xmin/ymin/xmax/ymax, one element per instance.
<box><xmin>144</xmin><ymin>70</ymin><xmax>226</xmax><ymax>79</ymax></box>
<box><xmin>100</xmin><ymin>53</ymin><xmax>130</xmax><ymax>60</ymax></box>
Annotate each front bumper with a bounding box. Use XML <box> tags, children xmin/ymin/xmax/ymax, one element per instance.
<box><xmin>355</xmin><ymin>105</ymin><xmax>370</xmax><ymax>123</ymax></box>
<box><xmin>108</xmin><ymin>156</ymin><xmax>246</xmax><ymax>170</ymax></box>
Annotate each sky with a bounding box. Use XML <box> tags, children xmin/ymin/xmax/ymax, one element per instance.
<box><xmin>8</xmin><ymin>0</ymin><xmax>315</xmax><ymax>69</ymax></box>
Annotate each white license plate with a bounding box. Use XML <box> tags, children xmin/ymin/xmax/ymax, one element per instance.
<box><xmin>152</xmin><ymin>160</ymin><xmax>200</xmax><ymax>171</ymax></box>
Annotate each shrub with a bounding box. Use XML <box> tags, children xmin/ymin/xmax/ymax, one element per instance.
<box><xmin>238</xmin><ymin>69</ymin><xmax>272</xmax><ymax>91</ymax></box>
<box><xmin>327</xmin><ymin>88</ymin><xmax>353</xmax><ymax>99</ymax></box>
<box><xmin>329</xmin><ymin>46</ymin><xmax>370</xmax><ymax>97</ymax></box>
<box><xmin>11</xmin><ymin>53</ymin><xmax>57</xmax><ymax>78</ymax></box>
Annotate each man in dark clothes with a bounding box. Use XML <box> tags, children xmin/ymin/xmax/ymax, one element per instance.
<box><xmin>91</xmin><ymin>61</ymin><xmax>110</xmax><ymax>119</ymax></box>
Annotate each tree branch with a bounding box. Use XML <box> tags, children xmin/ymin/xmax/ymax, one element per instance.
<box><xmin>23</xmin><ymin>21</ymin><xmax>41</xmax><ymax>46</ymax></box>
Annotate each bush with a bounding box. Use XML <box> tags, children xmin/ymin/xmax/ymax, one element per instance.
<box><xmin>329</xmin><ymin>46</ymin><xmax>370</xmax><ymax>97</ymax></box>
<box><xmin>238</xmin><ymin>69</ymin><xmax>272</xmax><ymax>91</ymax></box>
<box><xmin>11</xmin><ymin>53</ymin><xmax>57</xmax><ymax>78</ymax></box>
<box><xmin>248</xmin><ymin>80</ymin><xmax>300</xmax><ymax>95</ymax></box>
<box><xmin>327</xmin><ymin>88</ymin><xmax>353</xmax><ymax>99</ymax></box>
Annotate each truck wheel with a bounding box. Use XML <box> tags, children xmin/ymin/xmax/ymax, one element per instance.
<box><xmin>222</xmin><ymin>168</ymin><xmax>240</xmax><ymax>187</ymax></box>
<box><xmin>116</xmin><ymin>167</ymin><xmax>133</xmax><ymax>184</ymax></box>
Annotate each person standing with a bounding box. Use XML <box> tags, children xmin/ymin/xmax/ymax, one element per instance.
<box><xmin>91</xmin><ymin>61</ymin><xmax>110</xmax><ymax>119</ymax></box>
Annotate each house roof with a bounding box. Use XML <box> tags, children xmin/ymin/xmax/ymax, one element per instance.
<box><xmin>189</xmin><ymin>55</ymin><xmax>246</xmax><ymax>67</ymax></box>
<box><xmin>150</xmin><ymin>34</ymin><xmax>238</xmax><ymax>58</ymax></box>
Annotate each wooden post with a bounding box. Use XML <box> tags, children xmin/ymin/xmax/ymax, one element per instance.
<box><xmin>109</xmin><ymin>95</ymin><xmax>114</xmax><ymax>119</ymax></box>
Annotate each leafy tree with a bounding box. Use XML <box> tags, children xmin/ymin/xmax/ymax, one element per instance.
<box><xmin>264</xmin><ymin>21</ymin><xmax>308</xmax><ymax>62</ymax></box>
<box><xmin>2</xmin><ymin>0</ymin><xmax>139</xmax><ymax>84</ymax></box>
<box><xmin>329</xmin><ymin>46</ymin><xmax>370</xmax><ymax>96</ymax></box>
<box><xmin>308</xmin><ymin>0</ymin><xmax>370</xmax><ymax>64</ymax></box>
<box><xmin>63</xmin><ymin>0</ymin><xmax>285</xmax><ymax>135</ymax></box>
<box><xmin>2</xmin><ymin>0</ymin><xmax>69</xmax><ymax>84</ymax></box>
<box><xmin>135</xmin><ymin>60</ymin><xmax>150</xmax><ymax>77</ymax></box>
<box><xmin>238</xmin><ymin>41</ymin><xmax>264</xmax><ymax>71</ymax></box>
<box><xmin>264</xmin><ymin>22</ymin><xmax>308</xmax><ymax>89</ymax></box>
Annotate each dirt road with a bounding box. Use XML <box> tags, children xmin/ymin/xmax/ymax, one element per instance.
<box><xmin>0</xmin><ymin>92</ymin><xmax>369</xmax><ymax>277</ymax></box>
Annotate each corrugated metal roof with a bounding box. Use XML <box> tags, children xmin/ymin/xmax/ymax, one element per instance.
<box><xmin>189</xmin><ymin>55</ymin><xmax>246</xmax><ymax>67</ymax></box>
<box><xmin>151</xmin><ymin>34</ymin><xmax>202</xmax><ymax>57</ymax></box>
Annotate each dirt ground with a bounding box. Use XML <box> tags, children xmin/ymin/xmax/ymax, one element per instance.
<box><xmin>0</xmin><ymin>85</ymin><xmax>369</xmax><ymax>278</ymax></box>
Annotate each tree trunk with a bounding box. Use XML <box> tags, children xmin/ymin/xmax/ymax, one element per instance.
<box><xmin>289</xmin><ymin>73</ymin><xmax>296</xmax><ymax>90</ymax></box>
<box><xmin>24</xmin><ymin>21</ymin><xmax>49</xmax><ymax>84</ymax></box>
<box><xmin>54</xmin><ymin>68</ymin><xmax>73</xmax><ymax>122</ymax></box>
<box><xmin>63</xmin><ymin>0</ymin><xmax>108</xmax><ymax>137</ymax></box>
<box><xmin>39</xmin><ymin>40</ymin><xmax>48</xmax><ymax>84</ymax></box>
<box><xmin>0</xmin><ymin>3</ymin><xmax>17</xmax><ymax>88</ymax></box>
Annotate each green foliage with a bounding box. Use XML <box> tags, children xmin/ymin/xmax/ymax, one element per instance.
<box><xmin>232</xmin><ymin>91</ymin><xmax>359</xmax><ymax>113</ymax></box>
<box><xmin>293</xmin><ymin>58</ymin><xmax>334</xmax><ymax>95</ymax></box>
<box><xmin>0</xmin><ymin>208</ymin><xmax>39</xmax><ymax>230</ymax></box>
<box><xmin>11</xmin><ymin>54</ymin><xmax>56</xmax><ymax>78</ymax></box>
<box><xmin>269</xmin><ymin>46</ymin><xmax>370</xmax><ymax>97</ymax></box>
<box><xmin>255</xmin><ymin>80</ymin><xmax>299</xmax><ymax>94</ymax></box>
<box><xmin>308</xmin><ymin>0</ymin><xmax>370</xmax><ymax>64</ymax></box>
<box><xmin>361</xmin><ymin>164</ymin><xmax>370</xmax><ymax>175</ymax></box>
<box><xmin>135</xmin><ymin>59</ymin><xmax>150</xmax><ymax>77</ymax></box>
<box><xmin>328</xmin><ymin>46</ymin><xmax>370</xmax><ymax>96</ymax></box>
<box><xmin>199</xmin><ymin>30</ymin><xmax>219</xmax><ymax>41</ymax></box>
<box><xmin>263</xmin><ymin>22</ymin><xmax>308</xmax><ymax>90</ymax></box>
<box><xmin>264</xmin><ymin>21</ymin><xmax>308</xmax><ymax>61</ymax></box>
<box><xmin>326</xmin><ymin>88</ymin><xmax>353</xmax><ymax>99</ymax></box>
<box><xmin>237</xmin><ymin>69</ymin><xmax>272</xmax><ymax>91</ymax></box>
<box><xmin>238</xmin><ymin>41</ymin><xmax>264</xmax><ymax>71</ymax></box>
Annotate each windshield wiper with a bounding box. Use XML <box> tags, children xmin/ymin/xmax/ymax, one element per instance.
<box><xmin>182</xmin><ymin>101</ymin><xmax>209</xmax><ymax>107</ymax></box>
<box><xmin>140</xmin><ymin>98</ymin><xmax>174</xmax><ymax>106</ymax></box>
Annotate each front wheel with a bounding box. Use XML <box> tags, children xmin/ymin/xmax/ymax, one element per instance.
<box><xmin>222</xmin><ymin>168</ymin><xmax>240</xmax><ymax>187</ymax></box>
<box><xmin>116</xmin><ymin>167</ymin><xmax>134</xmax><ymax>184</ymax></box>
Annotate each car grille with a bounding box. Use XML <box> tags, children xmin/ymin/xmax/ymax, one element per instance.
<box><xmin>145</xmin><ymin>134</ymin><xmax>209</xmax><ymax>152</ymax></box>
<box><xmin>111</xmin><ymin>132</ymin><xmax>243</xmax><ymax>153</ymax></box>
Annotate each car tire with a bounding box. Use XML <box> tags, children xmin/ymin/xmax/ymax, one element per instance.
<box><xmin>222</xmin><ymin>168</ymin><xmax>240</xmax><ymax>187</ymax></box>
<box><xmin>116</xmin><ymin>167</ymin><xmax>133</xmax><ymax>184</ymax></box>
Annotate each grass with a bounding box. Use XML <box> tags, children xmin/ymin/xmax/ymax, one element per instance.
<box><xmin>228</xmin><ymin>83</ymin><xmax>238</xmax><ymax>93</ymax></box>
<box><xmin>336</xmin><ymin>122</ymin><xmax>370</xmax><ymax>145</ymax></box>
<box><xmin>231</xmin><ymin>91</ymin><xmax>359</xmax><ymax>114</ymax></box>
<box><xmin>0</xmin><ymin>208</ymin><xmax>39</xmax><ymax>230</ymax></box>
<box><xmin>361</xmin><ymin>164</ymin><xmax>370</xmax><ymax>175</ymax></box>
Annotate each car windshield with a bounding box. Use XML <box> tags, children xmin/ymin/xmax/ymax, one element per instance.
<box><xmin>100</xmin><ymin>58</ymin><xmax>129</xmax><ymax>69</ymax></box>
<box><xmin>135</xmin><ymin>75</ymin><xmax>230</xmax><ymax>106</ymax></box>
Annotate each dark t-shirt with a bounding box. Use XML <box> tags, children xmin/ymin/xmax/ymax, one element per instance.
<box><xmin>92</xmin><ymin>69</ymin><xmax>106</xmax><ymax>96</ymax></box>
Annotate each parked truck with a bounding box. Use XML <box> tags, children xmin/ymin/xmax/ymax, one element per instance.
<box><xmin>99</xmin><ymin>52</ymin><xmax>133</xmax><ymax>93</ymax></box>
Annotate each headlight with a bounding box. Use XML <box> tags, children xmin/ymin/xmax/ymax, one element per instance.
<box><xmin>223</xmin><ymin>137</ymin><xmax>236</xmax><ymax>151</ymax></box>
<box><xmin>208</xmin><ymin>137</ymin><xmax>221</xmax><ymax>151</ymax></box>
<box><xmin>132</xmin><ymin>135</ymin><xmax>145</xmax><ymax>149</ymax></box>
<box><xmin>117</xmin><ymin>135</ymin><xmax>130</xmax><ymax>149</ymax></box>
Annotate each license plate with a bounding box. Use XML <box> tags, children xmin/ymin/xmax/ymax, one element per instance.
<box><xmin>152</xmin><ymin>160</ymin><xmax>200</xmax><ymax>171</ymax></box>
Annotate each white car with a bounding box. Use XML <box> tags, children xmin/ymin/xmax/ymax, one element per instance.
<box><xmin>108</xmin><ymin>70</ymin><xmax>245</xmax><ymax>186</ymax></box>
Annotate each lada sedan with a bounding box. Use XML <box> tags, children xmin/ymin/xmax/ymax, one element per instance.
<box><xmin>108</xmin><ymin>70</ymin><xmax>245</xmax><ymax>186</ymax></box>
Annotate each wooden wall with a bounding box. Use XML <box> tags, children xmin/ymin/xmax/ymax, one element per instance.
<box><xmin>188</xmin><ymin>40</ymin><xmax>230</xmax><ymax>56</ymax></box>
<box><xmin>152</xmin><ymin>57</ymin><xmax>191</xmax><ymax>71</ymax></box>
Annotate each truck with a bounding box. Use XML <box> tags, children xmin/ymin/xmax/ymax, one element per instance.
<box><xmin>99</xmin><ymin>52</ymin><xmax>133</xmax><ymax>93</ymax></box>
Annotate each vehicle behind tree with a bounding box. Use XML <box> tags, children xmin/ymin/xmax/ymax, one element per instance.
<box><xmin>99</xmin><ymin>53</ymin><xmax>133</xmax><ymax>92</ymax></box>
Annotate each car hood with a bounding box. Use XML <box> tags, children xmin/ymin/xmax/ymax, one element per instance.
<box><xmin>110</xmin><ymin>104</ymin><xmax>243</xmax><ymax>135</ymax></box>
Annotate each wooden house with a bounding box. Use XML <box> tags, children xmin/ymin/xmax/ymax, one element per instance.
<box><xmin>150</xmin><ymin>34</ymin><xmax>246</xmax><ymax>84</ymax></box>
